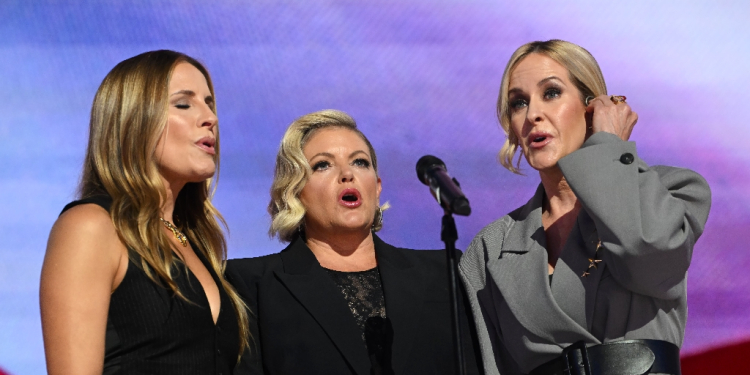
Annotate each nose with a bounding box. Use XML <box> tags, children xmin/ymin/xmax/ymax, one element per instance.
<box><xmin>200</xmin><ymin>104</ymin><xmax>218</xmax><ymax>129</ymax></box>
<box><xmin>525</xmin><ymin>98</ymin><xmax>543</xmax><ymax>124</ymax></box>
<box><xmin>339</xmin><ymin>164</ymin><xmax>354</xmax><ymax>183</ymax></box>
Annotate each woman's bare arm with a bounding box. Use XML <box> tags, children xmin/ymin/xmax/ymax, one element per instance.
<box><xmin>40</xmin><ymin>203</ymin><xmax>128</xmax><ymax>375</ymax></box>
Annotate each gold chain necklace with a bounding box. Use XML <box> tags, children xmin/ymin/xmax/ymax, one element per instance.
<box><xmin>160</xmin><ymin>218</ymin><xmax>187</xmax><ymax>247</ymax></box>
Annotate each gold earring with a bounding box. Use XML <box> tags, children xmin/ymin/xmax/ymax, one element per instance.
<box><xmin>372</xmin><ymin>206</ymin><xmax>383</xmax><ymax>229</ymax></box>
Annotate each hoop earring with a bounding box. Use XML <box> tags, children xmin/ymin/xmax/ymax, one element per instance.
<box><xmin>373</xmin><ymin>206</ymin><xmax>383</xmax><ymax>229</ymax></box>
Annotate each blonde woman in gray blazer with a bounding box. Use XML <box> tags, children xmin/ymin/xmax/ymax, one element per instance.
<box><xmin>459</xmin><ymin>40</ymin><xmax>711</xmax><ymax>375</ymax></box>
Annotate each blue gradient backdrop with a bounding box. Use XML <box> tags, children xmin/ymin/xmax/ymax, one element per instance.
<box><xmin>2</xmin><ymin>1</ymin><xmax>749</xmax><ymax>373</ymax></box>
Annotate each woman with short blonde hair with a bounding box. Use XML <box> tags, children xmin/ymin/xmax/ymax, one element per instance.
<box><xmin>267</xmin><ymin>109</ymin><xmax>385</xmax><ymax>242</ymax></box>
<box><xmin>229</xmin><ymin>109</ymin><xmax>481</xmax><ymax>375</ymax></box>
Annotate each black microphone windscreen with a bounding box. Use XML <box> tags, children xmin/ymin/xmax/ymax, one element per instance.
<box><xmin>416</xmin><ymin>155</ymin><xmax>446</xmax><ymax>185</ymax></box>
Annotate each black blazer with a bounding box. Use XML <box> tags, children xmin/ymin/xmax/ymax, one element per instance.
<box><xmin>227</xmin><ymin>234</ymin><xmax>482</xmax><ymax>375</ymax></box>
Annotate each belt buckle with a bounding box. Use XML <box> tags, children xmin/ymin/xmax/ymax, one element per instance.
<box><xmin>561</xmin><ymin>340</ymin><xmax>592</xmax><ymax>375</ymax></box>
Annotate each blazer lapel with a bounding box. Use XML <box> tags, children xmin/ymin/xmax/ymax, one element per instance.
<box><xmin>374</xmin><ymin>235</ymin><xmax>424</xmax><ymax>374</ymax></box>
<box><xmin>548</xmin><ymin>206</ymin><xmax>606</xmax><ymax>334</ymax></box>
<box><xmin>487</xmin><ymin>185</ymin><xmax>598</xmax><ymax>344</ymax></box>
<box><xmin>549</xmin><ymin>209</ymin><xmax>603</xmax><ymax>331</ymax></box>
<box><xmin>274</xmin><ymin>237</ymin><xmax>371</xmax><ymax>375</ymax></box>
<box><xmin>577</xmin><ymin>209</ymin><xmax>606</xmax><ymax>330</ymax></box>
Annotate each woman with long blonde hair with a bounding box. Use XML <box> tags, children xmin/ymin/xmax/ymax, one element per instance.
<box><xmin>40</xmin><ymin>50</ymin><xmax>249</xmax><ymax>374</ymax></box>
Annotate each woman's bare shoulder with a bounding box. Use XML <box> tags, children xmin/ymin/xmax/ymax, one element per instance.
<box><xmin>46</xmin><ymin>202</ymin><xmax>124</xmax><ymax>272</ymax></box>
<box><xmin>54</xmin><ymin>202</ymin><xmax>113</xmax><ymax>233</ymax></box>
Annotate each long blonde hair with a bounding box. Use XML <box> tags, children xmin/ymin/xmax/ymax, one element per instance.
<box><xmin>79</xmin><ymin>50</ymin><xmax>249</xmax><ymax>358</ymax></box>
<box><xmin>496</xmin><ymin>40</ymin><xmax>608</xmax><ymax>174</ymax></box>
<box><xmin>268</xmin><ymin>109</ymin><xmax>388</xmax><ymax>242</ymax></box>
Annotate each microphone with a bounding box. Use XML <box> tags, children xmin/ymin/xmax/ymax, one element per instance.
<box><xmin>416</xmin><ymin>155</ymin><xmax>471</xmax><ymax>216</ymax></box>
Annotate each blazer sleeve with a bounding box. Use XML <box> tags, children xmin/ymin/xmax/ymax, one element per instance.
<box><xmin>226</xmin><ymin>259</ymin><xmax>265</xmax><ymax>375</ymax></box>
<box><xmin>558</xmin><ymin>131</ymin><xmax>712</xmax><ymax>300</ymax></box>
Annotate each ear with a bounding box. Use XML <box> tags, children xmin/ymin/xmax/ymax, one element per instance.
<box><xmin>376</xmin><ymin>176</ymin><xmax>382</xmax><ymax>200</ymax></box>
<box><xmin>584</xmin><ymin>111</ymin><xmax>594</xmax><ymax>140</ymax></box>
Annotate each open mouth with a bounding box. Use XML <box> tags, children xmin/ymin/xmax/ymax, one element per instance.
<box><xmin>196</xmin><ymin>137</ymin><xmax>216</xmax><ymax>154</ymax></box>
<box><xmin>339</xmin><ymin>189</ymin><xmax>362</xmax><ymax>207</ymax></box>
<box><xmin>528</xmin><ymin>132</ymin><xmax>551</xmax><ymax>147</ymax></box>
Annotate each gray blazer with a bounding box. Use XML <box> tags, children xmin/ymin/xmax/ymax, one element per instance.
<box><xmin>459</xmin><ymin>132</ymin><xmax>712</xmax><ymax>374</ymax></box>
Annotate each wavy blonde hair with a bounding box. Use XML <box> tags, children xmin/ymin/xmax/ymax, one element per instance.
<box><xmin>78</xmin><ymin>50</ymin><xmax>249</xmax><ymax>359</ymax></box>
<box><xmin>268</xmin><ymin>109</ymin><xmax>388</xmax><ymax>242</ymax></box>
<box><xmin>497</xmin><ymin>39</ymin><xmax>608</xmax><ymax>174</ymax></box>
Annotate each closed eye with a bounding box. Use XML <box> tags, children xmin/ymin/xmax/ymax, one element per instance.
<box><xmin>175</xmin><ymin>103</ymin><xmax>190</xmax><ymax>109</ymax></box>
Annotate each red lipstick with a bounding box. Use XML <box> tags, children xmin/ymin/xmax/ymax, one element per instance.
<box><xmin>338</xmin><ymin>188</ymin><xmax>362</xmax><ymax>208</ymax></box>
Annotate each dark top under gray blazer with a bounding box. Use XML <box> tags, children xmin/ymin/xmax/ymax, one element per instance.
<box><xmin>227</xmin><ymin>234</ymin><xmax>483</xmax><ymax>375</ymax></box>
<box><xmin>459</xmin><ymin>132</ymin><xmax>712</xmax><ymax>374</ymax></box>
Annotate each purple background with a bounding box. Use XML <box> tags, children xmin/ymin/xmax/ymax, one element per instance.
<box><xmin>2</xmin><ymin>1</ymin><xmax>749</xmax><ymax>373</ymax></box>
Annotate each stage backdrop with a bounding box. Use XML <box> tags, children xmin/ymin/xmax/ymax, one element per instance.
<box><xmin>1</xmin><ymin>1</ymin><xmax>749</xmax><ymax>373</ymax></box>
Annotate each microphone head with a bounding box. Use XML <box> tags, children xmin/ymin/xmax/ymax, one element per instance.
<box><xmin>416</xmin><ymin>155</ymin><xmax>446</xmax><ymax>185</ymax></box>
<box><xmin>452</xmin><ymin>197</ymin><xmax>472</xmax><ymax>216</ymax></box>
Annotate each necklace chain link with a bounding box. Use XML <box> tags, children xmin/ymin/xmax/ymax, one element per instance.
<box><xmin>160</xmin><ymin>218</ymin><xmax>188</xmax><ymax>247</ymax></box>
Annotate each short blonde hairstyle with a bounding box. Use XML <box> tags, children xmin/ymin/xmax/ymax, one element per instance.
<box><xmin>497</xmin><ymin>40</ymin><xmax>608</xmax><ymax>174</ymax></box>
<box><xmin>268</xmin><ymin>110</ymin><xmax>387</xmax><ymax>242</ymax></box>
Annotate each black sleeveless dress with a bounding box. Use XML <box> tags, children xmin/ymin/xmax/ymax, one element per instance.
<box><xmin>61</xmin><ymin>196</ymin><xmax>239</xmax><ymax>375</ymax></box>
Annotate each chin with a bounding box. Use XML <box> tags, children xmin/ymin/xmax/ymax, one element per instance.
<box><xmin>335</xmin><ymin>219</ymin><xmax>373</xmax><ymax>233</ymax></box>
<box><xmin>526</xmin><ymin>156</ymin><xmax>552</xmax><ymax>170</ymax></box>
<box><xmin>527</xmin><ymin>151</ymin><xmax>564</xmax><ymax>171</ymax></box>
<box><xmin>187</xmin><ymin>170</ymin><xmax>216</xmax><ymax>183</ymax></box>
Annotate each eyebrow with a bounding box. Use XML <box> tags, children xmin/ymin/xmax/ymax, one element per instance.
<box><xmin>508</xmin><ymin>76</ymin><xmax>564</xmax><ymax>96</ymax></box>
<box><xmin>170</xmin><ymin>89</ymin><xmax>195</xmax><ymax>97</ymax></box>
<box><xmin>537</xmin><ymin>76</ymin><xmax>563</xmax><ymax>86</ymax></box>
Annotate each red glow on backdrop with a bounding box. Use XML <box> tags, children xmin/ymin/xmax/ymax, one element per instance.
<box><xmin>682</xmin><ymin>340</ymin><xmax>750</xmax><ymax>375</ymax></box>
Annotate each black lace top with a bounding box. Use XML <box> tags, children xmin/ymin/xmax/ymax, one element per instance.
<box><xmin>324</xmin><ymin>267</ymin><xmax>387</xmax><ymax>341</ymax></box>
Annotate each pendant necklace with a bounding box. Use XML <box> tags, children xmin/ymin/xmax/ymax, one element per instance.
<box><xmin>581</xmin><ymin>240</ymin><xmax>603</xmax><ymax>278</ymax></box>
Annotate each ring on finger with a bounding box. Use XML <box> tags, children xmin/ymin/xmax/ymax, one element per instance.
<box><xmin>610</xmin><ymin>95</ymin><xmax>627</xmax><ymax>104</ymax></box>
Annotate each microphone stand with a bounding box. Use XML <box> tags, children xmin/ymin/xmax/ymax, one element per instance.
<box><xmin>441</xmin><ymin>212</ymin><xmax>466</xmax><ymax>375</ymax></box>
